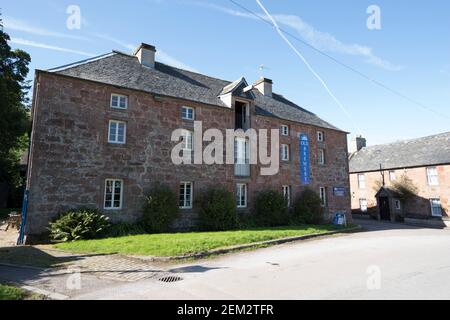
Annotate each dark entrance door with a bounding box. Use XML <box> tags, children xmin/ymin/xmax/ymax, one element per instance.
<box><xmin>379</xmin><ymin>197</ymin><xmax>391</xmax><ymax>221</ymax></box>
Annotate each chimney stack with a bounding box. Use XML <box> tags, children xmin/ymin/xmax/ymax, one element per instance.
<box><xmin>254</xmin><ymin>77</ymin><xmax>273</xmax><ymax>97</ymax></box>
<box><xmin>351</xmin><ymin>135</ymin><xmax>367</xmax><ymax>153</ymax></box>
<box><xmin>134</xmin><ymin>43</ymin><xmax>156</xmax><ymax>68</ymax></box>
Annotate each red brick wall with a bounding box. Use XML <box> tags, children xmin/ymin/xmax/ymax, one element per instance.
<box><xmin>350</xmin><ymin>165</ymin><xmax>450</xmax><ymax>218</ymax></box>
<box><xmin>26</xmin><ymin>72</ymin><xmax>351</xmax><ymax>234</ymax></box>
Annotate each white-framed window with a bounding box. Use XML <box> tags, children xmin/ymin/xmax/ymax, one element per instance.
<box><xmin>104</xmin><ymin>179</ymin><xmax>123</xmax><ymax>209</ymax></box>
<box><xmin>111</xmin><ymin>94</ymin><xmax>128</xmax><ymax>109</ymax></box>
<box><xmin>282</xmin><ymin>185</ymin><xmax>291</xmax><ymax>207</ymax></box>
<box><xmin>236</xmin><ymin>183</ymin><xmax>247</xmax><ymax>208</ymax></box>
<box><xmin>108</xmin><ymin>120</ymin><xmax>126</xmax><ymax>144</ymax></box>
<box><xmin>358</xmin><ymin>174</ymin><xmax>366</xmax><ymax>190</ymax></box>
<box><xmin>281</xmin><ymin>125</ymin><xmax>289</xmax><ymax>136</ymax></box>
<box><xmin>181</xmin><ymin>106</ymin><xmax>195</xmax><ymax>120</ymax></box>
<box><xmin>426</xmin><ymin>167</ymin><xmax>439</xmax><ymax>186</ymax></box>
<box><xmin>389</xmin><ymin>171</ymin><xmax>396</xmax><ymax>181</ymax></box>
<box><xmin>181</xmin><ymin>130</ymin><xmax>193</xmax><ymax>152</ymax></box>
<box><xmin>394</xmin><ymin>199</ymin><xmax>401</xmax><ymax>210</ymax></box>
<box><xmin>317</xmin><ymin>131</ymin><xmax>325</xmax><ymax>142</ymax></box>
<box><xmin>319</xmin><ymin>187</ymin><xmax>327</xmax><ymax>207</ymax></box>
<box><xmin>179</xmin><ymin>182</ymin><xmax>193</xmax><ymax>209</ymax></box>
<box><xmin>281</xmin><ymin>144</ymin><xmax>290</xmax><ymax>161</ymax></box>
<box><xmin>359</xmin><ymin>198</ymin><xmax>368</xmax><ymax>212</ymax></box>
<box><xmin>430</xmin><ymin>198</ymin><xmax>442</xmax><ymax>217</ymax></box>
<box><xmin>318</xmin><ymin>148</ymin><xmax>325</xmax><ymax>165</ymax></box>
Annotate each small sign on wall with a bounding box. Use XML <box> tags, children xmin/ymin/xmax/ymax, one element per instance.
<box><xmin>333</xmin><ymin>187</ymin><xmax>346</xmax><ymax>197</ymax></box>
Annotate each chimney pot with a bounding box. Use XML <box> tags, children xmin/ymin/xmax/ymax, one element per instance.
<box><xmin>134</xmin><ymin>43</ymin><xmax>156</xmax><ymax>68</ymax></box>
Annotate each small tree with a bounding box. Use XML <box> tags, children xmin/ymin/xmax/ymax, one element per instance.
<box><xmin>391</xmin><ymin>174</ymin><xmax>418</xmax><ymax>202</ymax></box>
<box><xmin>254</xmin><ymin>190</ymin><xmax>288</xmax><ymax>226</ymax></box>
<box><xmin>141</xmin><ymin>184</ymin><xmax>179</xmax><ymax>233</ymax></box>
<box><xmin>292</xmin><ymin>188</ymin><xmax>324</xmax><ymax>224</ymax></box>
<box><xmin>197</xmin><ymin>186</ymin><xmax>237</xmax><ymax>231</ymax></box>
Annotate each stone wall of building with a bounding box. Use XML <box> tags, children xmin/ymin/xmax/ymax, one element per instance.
<box><xmin>350</xmin><ymin>165</ymin><xmax>450</xmax><ymax>218</ymax></box>
<box><xmin>26</xmin><ymin>72</ymin><xmax>351</xmax><ymax>234</ymax></box>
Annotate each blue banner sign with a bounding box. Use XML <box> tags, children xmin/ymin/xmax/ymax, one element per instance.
<box><xmin>333</xmin><ymin>187</ymin><xmax>346</xmax><ymax>197</ymax></box>
<box><xmin>299</xmin><ymin>134</ymin><xmax>310</xmax><ymax>185</ymax></box>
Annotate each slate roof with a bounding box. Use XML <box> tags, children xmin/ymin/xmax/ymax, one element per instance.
<box><xmin>349</xmin><ymin>132</ymin><xmax>450</xmax><ymax>173</ymax></box>
<box><xmin>46</xmin><ymin>51</ymin><xmax>343</xmax><ymax>132</ymax></box>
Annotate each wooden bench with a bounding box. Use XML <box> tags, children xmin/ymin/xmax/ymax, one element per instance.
<box><xmin>5</xmin><ymin>212</ymin><xmax>21</xmax><ymax>231</ymax></box>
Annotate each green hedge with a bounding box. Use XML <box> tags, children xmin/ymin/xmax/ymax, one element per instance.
<box><xmin>292</xmin><ymin>188</ymin><xmax>324</xmax><ymax>224</ymax></box>
<box><xmin>141</xmin><ymin>184</ymin><xmax>179</xmax><ymax>233</ymax></box>
<box><xmin>254</xmin><ymin>190</ymin><xmax>288</xmax><ymax>226</ymax></box>
<box><xmin>197</xmin><ymin>186</ymin><xmax>237</xmax><ymax>231</ymax></box>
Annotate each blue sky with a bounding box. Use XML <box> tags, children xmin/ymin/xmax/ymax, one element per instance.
<box><xmin>2</xmin><ymin>0</ymin><xmax>449</xmax><ymax>146</ymax></box>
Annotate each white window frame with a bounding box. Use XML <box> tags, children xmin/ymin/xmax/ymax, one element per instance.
<box><xmin>179</xmin><ymin>182</ymin><xmax>193</xmax><ymax>209</ymax></box>
<box><xmin>430</xmin><ymin>198</ymin><xmax>442</xmax><ymax>217</ymax></box>
<box><xmin>358</xmin><ymin>174</ymin><xmax>366</xmax><ymax>190</ymax></box>
<box><xmin>317</xmin><ymin>131</ymin><xmax>324</xmax><ymax>142</ymax></box>
<box><xmin>108</xmin><ymin>120</ymin><xmax>126</xmax><ymax>144</ymax></box>
<box><xmin>359</xmin><ymin>198</ymin><xmax>368</xmax><ymax>212</ymax></box>
<box><xmin>319</xmin><ymin>187</ymin><xmax>327</xmax><ymax>207</ymax></box>
<box><xmin>426</xmin><ymin>167</ymin><xmax>439</xmax><ymax>186</ymax></box>
<box><xmin>104</xmin><ymin>179</ymin><xmax>123</xmax><ymax>210</ymax></box>
<box><xmin>318</xmin><ymin>148</ymin><xmax>325</xmax><ymax>165</ymax></box>
<box><xmin>281</xmin><ymin>144</ymin><xmax>290</xmax><ymax>161</ymax></box>
<box><xmin>394</xmin><ymin>199</ymin><xmax>401</xmax><ymax>210</ymax></box>
<box><xmin>236</xmin><ymin>183</ymin><xmax>247</xmax><ymax>208</ymax></box>
<box><xmin>181</xmin><ymin>106</ymin><xmax>195</xmax><ymax>120</ymax></box>
<box><xmin>110</xmin><ymin>93</ymin><xmax>128</xmax><ymax>110</ymax></box>
<box><xmin>282</xmin><ymin>185</ymin><xmax>291</xmax><ymax>207</ymax></box>
<box><xmin>389</xmin><ymin>171</ymin><xmax>396</xmax><ymax>181</ymax></box>
<box><xmin>281</xmin><ymin>125</ymin><xmax>289</xmax><ymax>136</ymax></box>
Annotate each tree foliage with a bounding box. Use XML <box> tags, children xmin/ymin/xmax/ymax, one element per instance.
<box><xmin>391</xmin><ymin>174</ymin><xmax>418</xmax><ymax>201</ymax></box>
<box><xmin>0</xmin><ymin>12</ymin><xmax>31</xmax><ymax>199</ymax></box>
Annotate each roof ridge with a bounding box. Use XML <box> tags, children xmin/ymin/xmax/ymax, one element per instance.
<box><xmin>361</xmin><ymin>131</ymin><xmax>450</xmax><ymax>150</ymax></box>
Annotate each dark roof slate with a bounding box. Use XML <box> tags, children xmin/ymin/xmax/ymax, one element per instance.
<box><xmin>349</xmin><ymin>132</ymin><xmax>450</xmax><ymax>173</ymax></box>
<box><xmin>50</xmin><ymin>52</ymin><xmax>342</xmax><ymax>131</ymax></box>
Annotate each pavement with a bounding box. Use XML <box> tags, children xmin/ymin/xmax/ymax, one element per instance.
<box><xmin>1</xmin><ymin>219</ymin><xmax>450</xmax><ymax>300</ymax></box>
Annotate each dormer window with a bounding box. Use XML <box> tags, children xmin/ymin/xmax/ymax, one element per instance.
<box><xmin>111</xmin><ymin>94</ymin><xmax>128</xmax><ymax>109</ymax></box>
<box><xmin>182</xmin><ymin>106</ymin><xmax>195</xmax><ymax>120</ymax></box>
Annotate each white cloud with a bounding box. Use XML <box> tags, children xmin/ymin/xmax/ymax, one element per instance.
<box><xmin>10</xmin><ymin>37</ymin><xmax>96</xmax><ymax>57</ymax></box>
<box><xmin>3</xmin><ymin>16</ymin><xmax>87</xmax><ymax>41</ymax></box>
<box><xmin>192</xmin><ymin>2</ymin><xmax>403</xmax><ymax>71</ymax></box>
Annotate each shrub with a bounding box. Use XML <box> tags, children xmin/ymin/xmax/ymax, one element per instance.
<box><xmin>141</xmin><ymin>184</ymin><xmax>179</xmax><ymax>233</ymax></box>
<box><xmin>292</xmin><ymin>188</ymin><xmax>324</xmax><ymax>224</ymax></box>
<box><xmin>49</xmin><ymin>209</ymin><xmax>110</xmax><ymax>242</ymax></box>
<box><xmin>197</xmin><ymin>186</ymin><xmax>237</xmax><ymax>231</ymax></box>
<box><xmin>391</xmin><ymin>174</ymin><xmax>418</xmax><ymax>201</ymax></box>
<box><xmin>254</xmin><ymin>190</ymin><xmax>288</xmax><ymax>226</ymax></box>
<box><xmin>107</xmin><ymin>222</ymin><xmax>146</xmax><ymax>237</ymax></box>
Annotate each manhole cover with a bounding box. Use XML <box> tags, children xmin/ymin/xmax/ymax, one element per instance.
<box><xmin>158</xmin><ymin>275</ymin><xmax>183</xmax><ymax>283</ymax></box>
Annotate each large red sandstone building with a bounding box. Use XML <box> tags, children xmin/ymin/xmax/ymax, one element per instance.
<box><xmin>25</xmin><ymin>43</ymin><xmax>351</xmax><ymax>235</ymax></box>
<box><xmin>349</xmin><ymin>133</ymin><xmax>450</xmax><ymax>224</ymax></box>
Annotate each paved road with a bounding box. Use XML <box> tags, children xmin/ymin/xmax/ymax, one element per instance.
<box><xmin>2</xmin><ymin>220</ymin><xmax>450</xmax><ymax>299</ymax></box>
<box><xmin>74</xmin><ymin>220</ymin><xmax>450</xmax><ymax>300</ymax></box>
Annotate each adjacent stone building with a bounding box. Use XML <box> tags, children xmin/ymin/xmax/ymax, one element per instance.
<box><xmin>25</xmin><ymin>43</ymin><xmax>351</xmax><ymax>235</ymax></box>
<box><xmin>349</xmin><ymin>133</ymin><xmax>450</xmax><ymax>223</ymax></box>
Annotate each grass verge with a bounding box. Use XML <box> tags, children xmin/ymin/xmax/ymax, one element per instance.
<box><xmin>55</xmin><ymin>224</ymin><xmax>347</xmax><ymax>257</ymax></box>
<box><xmin>0</xmin><ymin>284</ymin><xmax>44</xmax><ymax>300</ymax></box>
